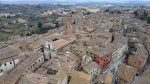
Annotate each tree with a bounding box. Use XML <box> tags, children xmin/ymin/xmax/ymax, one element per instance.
<box><xmin>55</xmin><ymin>21</ymin><xmax>59</xmax><ymax>28</ymax></box>
<box><xmin>31</xmin><ymin>30</ymin><xmax>35</xmax><ymax>34</ymax></box>
<box><xmin>143</xmin><ymin>11</ymin><xmax>148</xmax><ymax>17</ymax></box>
<box><xmin>37</xmin><ymin>22</ymin><xmax>42</xmax><ymax>28</ymax></box>
<box><xmin>29</xmin><ymin>25</ymin><xmax>33</xmax><ymax>28</ymax></box>
<box><xmin>71</xmin><ymin>11</ymin><xmax>75</xmax><ymax>14</ymax></box>
<box><xmin>73</xmin><ymin>20</ymin><xmax>76</xmax><ymax>24</ymax></box>
<box><xmin>117</xmin><ymin>11</ymin><xmax>122</xmax><ymax>14</ymax></box>
<box><xmin>6</xmin><ymin>16</ymin><xmax>11</xmax><ymax>18</ymax></box>
<box><xmin>87</xmin><ymin>12</ymin><xmax>91</xmax><ymax>15</ymax></box>
<box><xmin>134</xmin><ymin>10</ymin><xmax>139</xmax><ymax>17</ymax></box>
<box><xmin>20</xmin><ymin>32</ymin><xmax>24</xmax><ymax>36</ymax></box>
<box><xmin>140</xmin><ymin>16</ymin><xmax>145</xmax><ymax>20</ymax></box>
<box><xmin>104</xmin><ymin>9</ymin><xmax>109</xmax><ymax>12</ymax></box>
<box><xmin>147</xmin><ymin>18</ymin><xmax>150</xmax><ymax>24</ymax></box>
<box><xmin>26</xmin><ymin>32</ymin><xmax>30</xmax><ymax>36</ymax></box>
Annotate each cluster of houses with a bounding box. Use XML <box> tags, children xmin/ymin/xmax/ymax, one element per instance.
<box><xmin>0</xmin><ymin>8</ymin><xmax>150</xmax><ymax>84</ymax></box>
<box><xmin>0</xmin><ymin>13</ymin><xmax>128</xmax><ymax>84</ymax></box>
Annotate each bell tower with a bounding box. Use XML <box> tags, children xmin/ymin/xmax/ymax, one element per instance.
<box><xmin>113</xmin><ymin>15</ymin><xmax>117</xmax><ymax>26</ymax></box>
<box><xmin>64</xmin><ymin>15</ymin><xmax>73</xmax><ymax>37</ymax></box>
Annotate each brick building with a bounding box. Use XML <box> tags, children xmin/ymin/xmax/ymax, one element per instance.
<box><xmin>86</xmin><ymin>47</ymin><xmax>112</xmax><ymax>70</ymax></box>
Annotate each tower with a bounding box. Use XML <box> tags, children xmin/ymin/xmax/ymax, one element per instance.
<box><xmin>140</xmin><ymin>5</ymin><xmax>144</xmax><ymax>15</ymax></box>
<box><xmin>141</xmin><ymin>5</ymin><xmax>144</xmax><ymax>11</ymax></box>
<box><xmin>64</xmin><ymin>15</ymin><xmax>73</xmax><ymax>37</ymax></box>
<box><xmin>113</xmin><ymin>15</ymin><xmax>117</xmax><ymax>26</ymax></box>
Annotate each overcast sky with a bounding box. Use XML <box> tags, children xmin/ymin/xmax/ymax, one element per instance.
<box><xmin>0</xmin><ymin>0</ymin><xmax>150</xmax><ymax>2</ymax></box>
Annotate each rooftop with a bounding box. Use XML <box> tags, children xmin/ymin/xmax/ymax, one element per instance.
<box><xmin>56</xmin><ymin>70</ymin><xmax>67</xmax><ymax>82</ymax></box>
<box><xmin>69</xmin><ymin>72</ymin><xmax>92</xmax><ymax>84</ymax></box>
<box><xmin>48</xmin><ymin>75</ymin><xmax>61</xmax><ymax>84</ymax></box>
<box><xmin>142</xmin><ymin>70</ymin><xmax>150</xmax><ymax>78</ymax></box>
<box><xmin>52</xmin><ymin>35</ymin><xmax>77</xmax><ymax>50</ymax></box>
<box><xmin>118</xmin><ymin>63</ymin><xmax>137</xmax><ymax>81</ymax></box>
<box><xmin>83</xmin><ymin>61</ymin><xmax>100</xmax><ymax>72</ymax></box>
<box><xmin>0</xmin><ymin>46</ymin><xmax>21</xmax><ymax>60</ymax></box>
<box><xmin>47</xmin><ymin>59</ymin><xmax>62</xmax><ymax>71</ymax></box>
<box><xmin>20</xmin><ymin>73</ymin><xmax>48</xmax><ymax>84</ymax></box>
<box><xmin>98</xmin><ymin>72</ymin><xmax>113</xmax><ymax>84</ymax></box>
<box><xmin>28</xmin><ymin>42</ymin><xmax>41</xmax><ymax>49</ymax></box>
<box><xmin>87</xmin><ymin>47</ymin><xmax>112</xmax><ymax>57</ymax></box>
<box><xmin>0</xmin><ymin>52</ymin><xmax>43</xmax><ymax>84</ymax></box>
<box><xmin>132</xmin><ymin>77</ymin><xmax>150</xmax><ymax>84</ymax></box>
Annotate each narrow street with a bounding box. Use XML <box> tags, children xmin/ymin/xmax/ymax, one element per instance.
<box><xmin>107</xmin><ymin>55</ymin><xmax>126</xmax><ymax>84</ymax></box>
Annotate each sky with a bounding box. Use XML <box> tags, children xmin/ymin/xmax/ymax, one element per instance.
<box><xmin>0</xmin><ymin>0</ymin><xmax>150</xmax><ymax>3</ymax></box>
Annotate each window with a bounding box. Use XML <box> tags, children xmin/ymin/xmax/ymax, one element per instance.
<box><xmin>10</xmin><ymin>62</ymin><xmax>12</xmax><ymax>64</ymax></box>
<box><xmin>4</xmin><ymin>63</ymin><xmax>6</xmax><ymax>66</ymax></box>
<box><xmin>1</xmin><ymin>69</ymin><xmax>3</xmax><ymax>72</ymax></box>
<box><xmin>33</xmin><ymin>64</ymin><xmax>34</xmax><ymax>66</ymax></box>
<box><xmin>31</xmin><ymin>66</ymin><xmax>32</xmax><ymax>69</ymax></box>
<box><xmin>28</xmin><ymin>68</ymin><xmax>30</xmax><ymax>70</ymax></box>
<box><xmin>39</xmin><ymin>59</ymin><xmax>40</xmax><ymax>62</ymax></box>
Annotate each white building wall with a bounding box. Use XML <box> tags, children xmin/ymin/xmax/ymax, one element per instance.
<box><xmin>61</xmin><ymin>76</ymin><xmax>68</xmax><ymax>84</ymax></box>
<box><xmin>44</xmin><ymin>41</ymin><xmax>57</xmax><ymax>60</ymax></box>
<box><xmin>0</xmin><ymin>59</ymin><xmax>20</xmax><ymax>73</ymax></box>
<box><xmin>14</xmin><ymin>59</ymin><xmax>20</xmax><ymax>65</ymax></box>
<box><xmin>44</xmin><ymin>49</ymin><xmax>57</xmax><ymax>60</ymax></box>
<box><xmin>88</xmin><ymin>67</ymin><xmax>100</xmax><ymax>77</ymax></box>
<box><xmin>111</xmin><ymin>44</ymin><xmax>128</xmax><ymax>64</ymax></box>
<box><xmin>44</xmin><ymin>49</ymin><xmax>51</xmax><ymax>60</ymax></box>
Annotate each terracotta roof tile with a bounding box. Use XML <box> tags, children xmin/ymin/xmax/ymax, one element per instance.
<box><xmin>69</xmin><ymin>72</ymin><xmax>92</xmax><ymax>84</ymax></box>
<box><xmin>118</xmin><ymin>63</ymin><xmax>137</xmax><ymax>81</ymax></box>
<box><xmin>132</xmin><ymin>77</ymin><xmax>150</xmax><ymax>84</ymax></box>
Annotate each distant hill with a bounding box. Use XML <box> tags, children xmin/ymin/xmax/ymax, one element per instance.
<box><xmin>1</xmin><ymin>0</ymin><xmax>149</xmax><ymax>3</ymax></box>
<box><xmin>0</xmin><ymin>0</ymin><xmax>78</xmax><ymax>4</ymax></box>
<box><xmin>0</xmin><ymin>0</ymin><xmax>150</xmax><ymax>4</ymax></box>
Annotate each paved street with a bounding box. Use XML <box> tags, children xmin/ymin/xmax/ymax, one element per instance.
<box><xmin>107</xmin><ymin>55</ymin><xmax>126</xmax><ymax>84</ymax></box>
